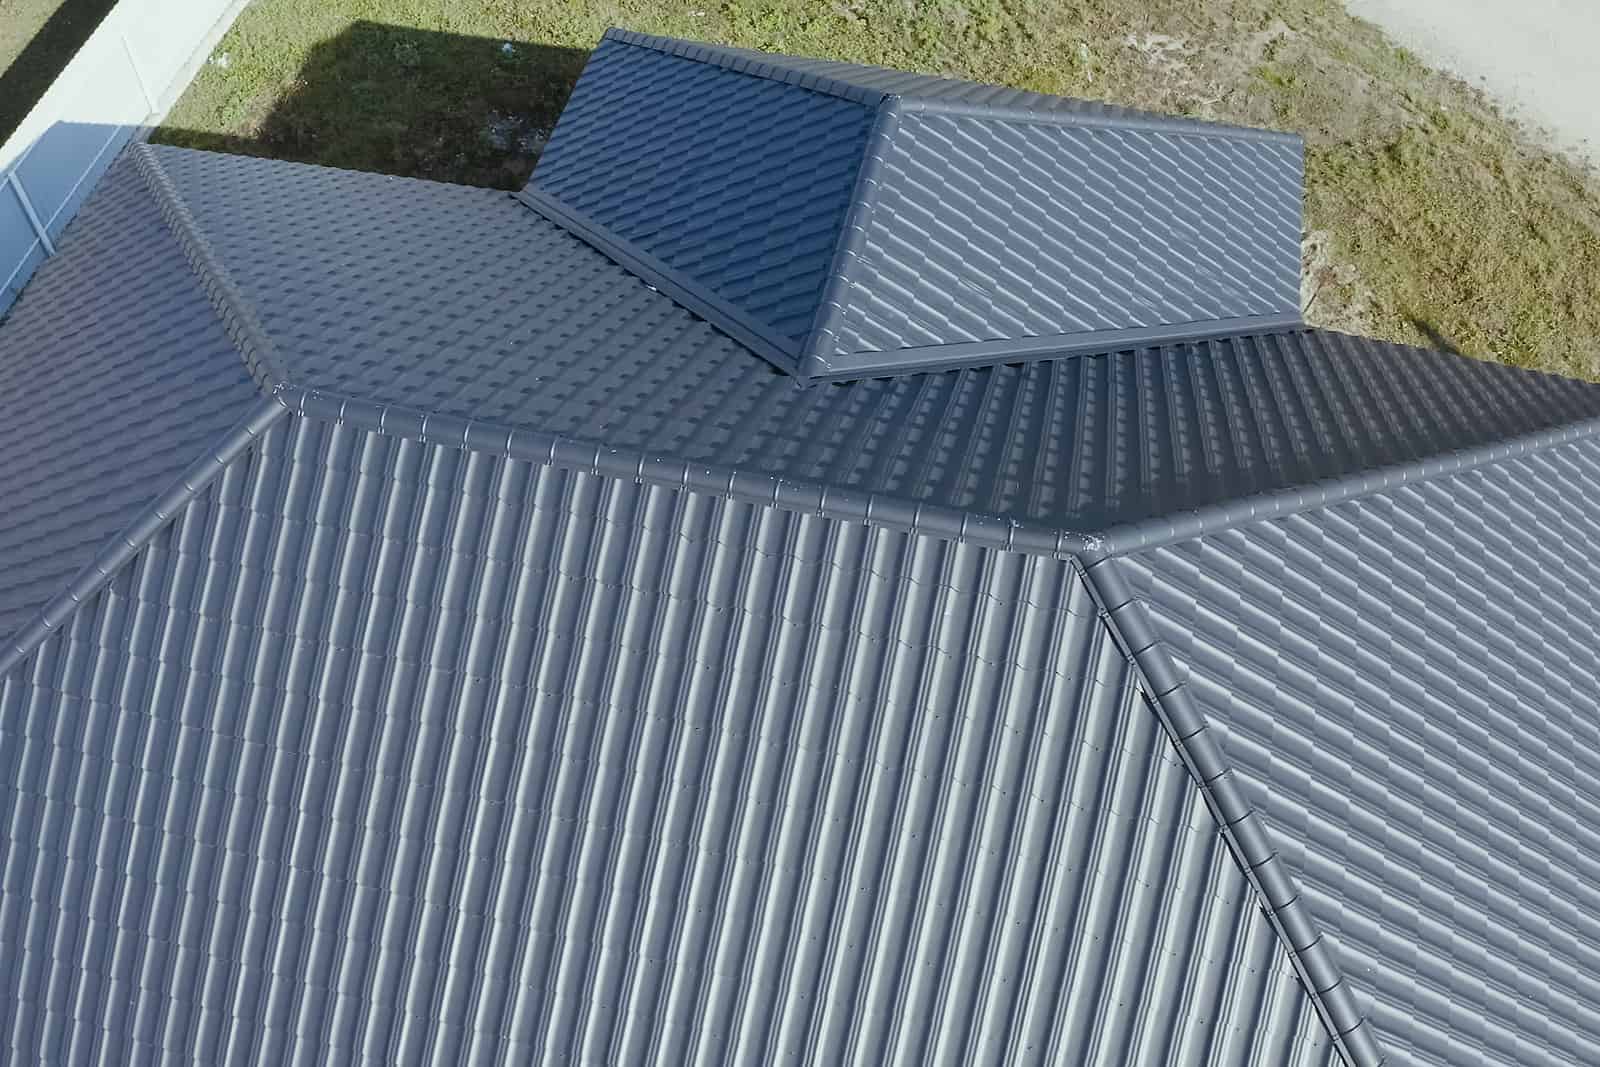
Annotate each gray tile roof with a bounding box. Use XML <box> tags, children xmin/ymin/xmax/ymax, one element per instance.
<box><xmin>0</xmin><ymin>155</ymin><xmax>258</xmax><ymax>640</ymax></box>
<box><xmin>6</xmin><ymin>30</ymin><xmax>1600</xmax><ymax>1067</ymax></box>
<box><xmin>521</xmin><ymin>29</ymin><xmax>1304</xmax><ymax>380</ymax></box>
<box><xmin>1116</xmin><ymin>429</ymin><xmax>1600</xmax><ymax>1067</ymax></box>
<box><xmin>530</xmin><ymin>34</ymin><xmax>877</xmax><ymax>348</ymax></box>
<box><xmin>137</xmin><ymin>145</ymin><xmax>1600</xmax><ymax>546</ymax></box>
<box><xmin>0</xmin><ymin>408</ymin><xmax>1338</xmax><ymax>1066</ymax></box>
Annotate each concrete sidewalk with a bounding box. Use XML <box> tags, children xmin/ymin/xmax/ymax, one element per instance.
<box><xmin>1345</xmin><ymin>0</ymin><xmax>1600</xmax><ymax>168</ymax></box>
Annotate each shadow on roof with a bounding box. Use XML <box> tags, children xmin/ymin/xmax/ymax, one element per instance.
<box><xmin>152</xmin><ymin>20</ymin><xmax>588</xmax><ymax>189</ymax></box>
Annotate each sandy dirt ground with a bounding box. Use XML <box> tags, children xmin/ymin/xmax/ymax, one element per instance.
<box><xmin>1344</xmin><ymin>0</ymin><xmax>1600</xmax><ymax>169</ymax></box>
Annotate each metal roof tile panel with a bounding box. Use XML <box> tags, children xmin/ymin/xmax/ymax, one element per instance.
<box><xmin>521</xmin><ymin>31</ymin><xmax>1304</xmax><ymax>380</ymax></box>
<box><xmin>808</xmin><ymin>108</ymin><xmax>1303</xmax><ymax>375</ymax></box>
<box><xmin>0</xmin><ymin>409</ymin><xmax>1339</xmax><ymax>1065</ymax></box>
<box><xmin>126</xmin><ymin>144</ymin><xmax>1600</xmax><ymax>568</ymax></box>
<box><xmin>529</xmin><ymin>34</ymin><xmax>877</xmax><ymax>357</ymax></box>
<box><xmin>0</xmin><ymin>153</ymin><xmax>259</xmax><ymax>646</ymax></box>
<box><xmin>1121</xmin><ymin>429</ymin><xmax>1600</xmax><ymax>1066</ymax></box>
<box><xmin>138</xmin><ymin>147</ymin><xmax>1600</xmax><ymax>548</ymax></box>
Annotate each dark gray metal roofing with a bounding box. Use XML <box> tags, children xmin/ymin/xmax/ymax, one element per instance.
<box><xmin>520</xmin><ymin>29</ymin><xmax>1303</xmax><ymax>380</ymax></box>
<box><xmin>529</xmin><ymin>34</ymin><xmax>877</xmax><ymax>347</ymax></box>
<box><xmin>8</xmin><ymin>40</ymin><xmax>1600</xmax><ymax>1065</ymax></box>
<box><xmin>0</xmin><ymin>406</ymin><xmax>1338</xmax><ymax>1066</ymax></box>
<box><xmin>1117</xmin><ymin>427</ymin><xmax>1600</xmax><ymax>1066</ymax></box>
<box><xmin>138</xmin><ymin>145</ymin><xmax>1600</xmax><ymax>550</ymax></box>
<box><xmin>0</xmin><ymin>154</ymin><xmax>258</xmax><ymax>643</ymax></box>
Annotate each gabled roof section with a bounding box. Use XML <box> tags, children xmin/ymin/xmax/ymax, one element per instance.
<box><xmin>0</xmin><ymin>154</ymin><xmax>259</xmax><ymax>643</ymax></box>
<box><xmin>519</xmin><ymin>29</ymin><xmax>1304</xmax><ymax>381</ymax></box>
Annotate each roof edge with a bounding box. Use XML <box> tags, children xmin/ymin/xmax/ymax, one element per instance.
<box><xmin>901</xmin><ymin>90</ymin><xmax>1301</xmax><ymax>145</ymax></box>
<box><xmin>131</xmin><ymin>143</ymin><xmax>289</xmax><ymax>392</ymax></box>
<box><xmin>1086</xmin><ymin>396</ymin><xmax>1600</xmax><ymax>560</ymax></box>
<box><xmin>603</xmin><ymin>27</ymin><xmax>887</xmax><ymax>106</ymax></box>
<box><xmin>0</xmin><ymin>394</ymin><xmax>289</xmax><ymax>681</ymax></box>
<box><xmin>604</xmin><ymin>26</ymin><xmax>1290</xmax><ymax>144</ymax></box>
<box><xmin>1074</xmin><ymin>555</ymin><xmax>1385</xmax><ymax>1067</ymax></box>
<box><xmin>807</xmin><ymin>312</ymin><xmax>1305</xmax><ymax>381</ymax></box>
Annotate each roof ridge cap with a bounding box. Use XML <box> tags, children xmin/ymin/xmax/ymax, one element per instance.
<box><xmin>0</xmin><ymin>395</ymin><xmax>290</xmax><ymax>681</ymax></box>
<box><xmin>132</xmin><ymin>143</ymin><xmax>291</xmax><ymax>393</ymax></box>
<box><xmin>281</xmin><ymin>383</ymin><xmax>1105</xmax><ymax>558</ymax></box>
<box><xmin>603</xmin><ymin>27</ymin><xmax>887</xmax><ymax>106</ymax></box>
<box><xmin>1074</xmin><ymin>555</ymin><xmax>1384</xmax><ymax>1065</ymax></box>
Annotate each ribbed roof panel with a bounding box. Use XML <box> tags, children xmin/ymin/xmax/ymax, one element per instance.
<box><xmin>1122</xmin><ymin>429</ymin><xmax>1600</xmax><ymax>1066</ymax></box>
<box><xmin>0</xmin><ymin>410</ymin><xmax>1336</xmax><ymax>1065</ymax></box>
<box><xmin>135</xmin><ymin>145</ymin><xmax>1600</xmax><ymax>546</ymax></box>
<box><xmin>520</xmin><ymin>30</ymin><xmax>1304</xmax><ymax>380</ymax></box>
<box><xmin>529</xmin><ymin>35</ymin><xmax>876</xmax><ymax>352</ymax></box>
<box><xmin>0</xmin><ymin>155</ymin><xmax>258</xmax><ymax>644</ymax></box>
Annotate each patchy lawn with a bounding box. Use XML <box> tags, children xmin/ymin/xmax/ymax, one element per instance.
<box><xmin>154</xmin><ymin>0</ymin><xmax>1600</xmax><ymax>380</ymax></box>
<box><xmin>0</xmin><ymin>0</ymin><xmax>118</xmax><ymax>142</ymax></box>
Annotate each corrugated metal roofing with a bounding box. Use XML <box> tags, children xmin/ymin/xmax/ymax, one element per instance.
<box><xmin>1118</xmin><ymin>428</ymin><xmax>1600</xmax><ymax>1066</ymax></box>
<box><xmin>136</xmin><ymin>145</ymin><xmax>1600</xmax><ymax>546</ymax></box>
<box><xmin>0</xmin><ymin>155</ymin><xmax>259</xmax><ymax>644</ymax></box>
<box><xmin>0</xmin><ymin>408</ymin><xmax>1338</xmax><ymax>1066</ymax></box>
<box><xmin>520</xmin><ymin>29</ymin><xmax>1303</xmax><ymax>380</ymax></box>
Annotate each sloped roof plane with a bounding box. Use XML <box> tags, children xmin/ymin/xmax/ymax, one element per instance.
<box><xmin>521</xmin><ymin>29</ymin><xmax>1305</xmax><ymax>380</ymax></box>
<box><xmin>4</xmin><ymin>28</ymin><xmax>1600</xmax><ymax>1067</ymax></box>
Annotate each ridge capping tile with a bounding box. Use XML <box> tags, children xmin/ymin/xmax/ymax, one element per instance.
<box><xmin>131</xmin><ymin>144</ymin><xmax>290</xmax><ymax>393</ymax></box>
<box><xmin>271</xmin><ymin>386</ymin><xmax>1096</xmax><ymax>561</ymax></box>
<box><xmin>1074</xmin><ymin>552</ymin><xmax>1379</xmax><ymax>1066</ymax></box>
<box><xmin>513</xmin><ymin>187</ymin><xmax>803</xmax><ymax>376</ymax></box>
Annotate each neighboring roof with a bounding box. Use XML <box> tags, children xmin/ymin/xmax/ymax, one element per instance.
<box><xmin>137</xmin><ymin>144</ymin><xmax>1600</xmax><ymax>544</ymax></box>
<box><xmin>0</xmin><ymin>154</ymin><xmax>258</xmax><ymax>638</ymax></box>
<box><xmin>1117</xmin><ymin>430</ymin><xmax>1600</xmax><ymax>1067</ymax></box>
<box><xmin>0</xmin><ymin>408</ymin><xmax>1338</xmax><ymax>1067</ymax></box>
<box><xmin>521</xmin><ymin>29</ymin><xmax>1304</xmax><ymax>380</ymax></box>
<box><xmin>7</xmin><ymin>29</ymin><xmax>1600</xmax><ymax>1067</ymax></box>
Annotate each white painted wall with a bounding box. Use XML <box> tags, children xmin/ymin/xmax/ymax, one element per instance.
<box><xmin>1</xmin><ymin>0</ymin><xmax>248</xmax><ymax>312</ymax></box>
<box><xmin>1344</xmin><ymin>0</ymin><xmax>1600</xmax><ymax>169</ymax></box>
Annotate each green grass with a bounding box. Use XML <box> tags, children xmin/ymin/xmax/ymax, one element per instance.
<box><xmin>0</xmin><ymin>0</ymin><xmax>118</xmax><ymax>143</ymax></box>
<box><xmin>155</xmin><ymin>0</ymin><xmax>1600</xmax><ymax>380</ymax></box>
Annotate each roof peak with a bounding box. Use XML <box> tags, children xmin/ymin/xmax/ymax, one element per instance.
<box><xmin>600</xmin><ymin>28</ymin><xmax>1298</xmax><ymax>142</ymax></box>
<box><xmin>520</xmin><ymin>30</ymin><xmax>1305</xmax><ymax>381</ymax></box>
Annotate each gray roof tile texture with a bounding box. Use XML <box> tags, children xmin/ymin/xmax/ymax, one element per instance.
<box><xmin>522</xmin><ymin>29</ymin><xmax>1304</xmax><ymax>379</ymax></box>
<box><xmin>1120</xmin><ymin>430</ymin><xmax>1600</xmax><ymax>1066</ymax></box>
<box><xmin>140</xmin><ymin>145</ymin><xmax>1600</xmax><ymax>543</ymax></box>
<box><xmin>9</xmin><ymin>31</ymin><xmax>1600</xmax><ymax>1067</ymax></box>
<box><xmin>0</xmin><ymin>155</ymin><xmax>258</xmax><ymax>641</ymax></box>
<box><xmin>531</xmin><ymin>35</ymin><xmax>876</xmax><ymax>347</ymax></box>
<box><xmin>0</xmin><ymin>410</ymin><xmax>1337</xmax><ymax>1066</ymax></box>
